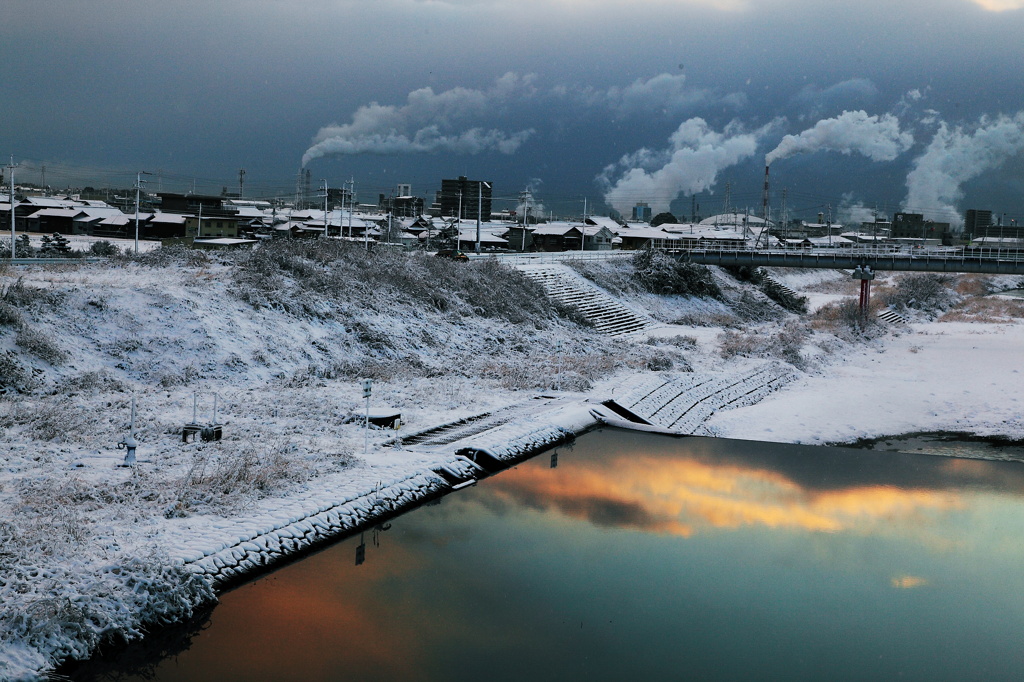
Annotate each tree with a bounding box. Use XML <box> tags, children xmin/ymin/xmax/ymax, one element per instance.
<box><xmin>650</xmin><ymin>212</ymin><xmax>678</xmax><ymax>227</ymax></box>
<box><xmin>15</xmin><ymin>234</ymin><xmax>33</xmax><ymax>258</ymax></box>
<box><xmin>39</xmin><ymin>232</ymin><xmax>72</xmax><ymax>256</ymax></box>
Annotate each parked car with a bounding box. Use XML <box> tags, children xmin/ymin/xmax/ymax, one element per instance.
<box><xmin>435</xmin><ymin>249</ymin><xmax>469</xmax><ymax>261</ymax></box>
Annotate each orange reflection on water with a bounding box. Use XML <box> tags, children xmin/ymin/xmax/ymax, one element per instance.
<box><xmin>201</xmin><ymin>541</ymin><xmax>432</xmax><ymax>681</ymax></box>
<box><xmin>487</xmin><ymin>452</ymin><xmax>964</xmax><ymax>538</ymax></box>
<box><xmin>891</xmin><ymin>575</ymin><xmax>930</xmax><ymax>589</ymax></box>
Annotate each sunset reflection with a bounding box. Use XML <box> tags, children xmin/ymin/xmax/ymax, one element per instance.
<box><xmin>486</xmin><ymin>442</ymin><xmax>966</xmax><ymax>539</ymax></box>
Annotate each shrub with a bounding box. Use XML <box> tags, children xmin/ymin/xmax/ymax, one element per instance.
<box><xmin>231</xmin><ymin>240</ymin><xmax>556</xmax><ymax>326</ymax></box>
<box><xmin>2</xmin><ymin>278</ymin><xmax>57</xmax><ymax>308</ymax></box>
<box><xmin>0</xmin><ymin>351</ymin><xmax>35</xmax><ymax>392</ymax></box>
<box><xmin>172</xmin><ymin>442</ymin><xmax>313</xmax><ymax>515</ymax></box>
<box><xmin>881</xmin><ymin>273</ymin><xmax>959</xmax><ymax>314</ymax></box>
<box><xmin>89</xmin><ymin>240</ymin><xmax>119</xmax><ymax>257</ymax></box>
<box><xmin>719</xmin><ymin>322</ymin><xmax>809</xmax><ymax>369</ymax></box>
<box><xmin>631</xmin><ymin>249</ymin><xmax>722</xmax><ymax>298</ymax></box>
<box><xmin>0</xmin><ymin>300</ymin><xmax>23</xmax><ymax>327</ymax></box>
<box><xmin>4</xmin><ymin>398</ymin><xmax>94</xmax><ymax>442</ymax></box>
<box><xmin>811</xmin><ymin>299</ymin><xmax>886</xmax><ymax>340</ymax></box>
<box><xmin>646</xmin><ymin>334</ymin><xmax>698</xmax><ymax>349</ymax></box>
<box><xmin>16</xmin><ymin>326</ymin><xmax>67</xmax><ymax>365</ymax></box>
<box><xmin>761</xmin><ymin>277</ymin><xmax>809</xmax><ymax>314</ymax></box>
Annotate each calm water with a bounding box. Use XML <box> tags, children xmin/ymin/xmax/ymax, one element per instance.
<box><xmin>71</xmin><ymin>430</ymin><xmax>1024</xmax><ymax>681</ymax></box>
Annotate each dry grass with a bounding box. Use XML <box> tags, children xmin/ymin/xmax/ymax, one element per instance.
<box><xmin>169</xmin><ymin>441</ymin><xmax>317</xmax><ymax>516</ymax></box>
<box><xmin>939</xmin><ymin>297</ymin><xmax>1024</xmax><ymax>323</ymax></box>
<box><xmin>810</xmin><ymin>299</ymin><xmax>886</xmax><ymax>340</ymax></box>
<box><xmin>718</xmin><ymin>321</ymin><xmax>809</xmax><ymax>369</ymax></box>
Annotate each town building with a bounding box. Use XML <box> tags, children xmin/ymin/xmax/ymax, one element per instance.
<box><xmin>439</xmin><ymin>177</ymin><xmax>492</xmax><ymax>220</ymax></box>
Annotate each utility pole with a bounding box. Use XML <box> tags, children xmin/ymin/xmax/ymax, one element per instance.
<box><xmin>347</xmin><ymin>177</ymin><xmax>354</xmax><ymax>239</ymax></box>
<box><xmin>7</xmin><ymin>157</ymin><xmax>15</xmax><ymax>259</ymax></box>
<box><xmin>581</xmin><ymin>197</ymin><xmax>588</xmax><ymax>252</ymax></box>
<box><xmin>476</xmin><ymin>181</ymin><xmax>490</xmax><ymax>254</ymax></box>
<box><xmin>238</xmin><ymin>168</ymin><xmax>246</xmax><ymax>197</ymax></box>
<box><xmin>322</xmin><ymin>180</ymin><xmax>329</xmax><ymax>238</ymax></box>
<box><xmin>456</xmin><ymin>191</ymin><xmax>462</xmax><ymax>251</ymax></box>
<box><xmin>134</xmin><ymin>171</ymin><xmax>151</xmax><ymax>254</ymax></box>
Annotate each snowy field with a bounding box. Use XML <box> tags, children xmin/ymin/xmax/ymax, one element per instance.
<box><xmin>1</xmin><ymin>245</ymin><xmax>1023</xmax><ymax>680</ymax></box>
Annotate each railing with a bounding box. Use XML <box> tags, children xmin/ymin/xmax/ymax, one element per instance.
<box><xmin>671</xmin><ymin>246</ymin><xmax>1024</xmax><ymax>274</ymax></box>
<box><xmin>468</xmin><ymin>250</ymin><xmax>631</xmax><ymax>265</ymax></box>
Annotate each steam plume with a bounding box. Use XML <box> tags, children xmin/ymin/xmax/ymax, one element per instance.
<box><xmin>765</xmin><ymin>110</ymin><xmax>912</xmax><ymax>166</ymax></box>
<box><xmin>903</xmin><ymin>112</ymin><xmax>1024</xmax><ymax>227</ymax></box>
<box><xmin>600</xmin><ymin>118</ymin><xmax>775</xmax><ymax>215</ymax></box>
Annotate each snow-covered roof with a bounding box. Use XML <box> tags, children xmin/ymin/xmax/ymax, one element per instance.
<box><xmin>150</xmin><ymin>213</ymin><xmax>187</xmax><ymax>225</ymax></box>
<box><xmin>585</xmin><ymin>216</ymin><xmax>621</xmax><ymax>231</ymax></box>
<box><xmin>806</xmin><ymin>236</ymin><xmax>854</xmax><ymax>246</ymax></box>
<box><xmin>532</xmin><ymin>222</ymin><xmax>583</xmax><ymax>236</ymax></box>
<box><xmin>699</xmin><ymin>213</ymin><xmax>770</xmax><ymax>227</ymax></box>
<box><xmin>617</xmin><ymin>227</ymin><xmax>680</xmax><ymax>240</ymax></box>
<box><xmin>24</xmin><ymin>197</ymin><xmax>76</xmax><ymax>208</ymax></box>
<box><xmin>26</xmin><ymin>208</ymin><xmax>84</xmax><ymax>219</ymax></box>
<box><xmin>457</xmin><ymin>228</ymin><xmax>507</xmax><ymax>244</ymax></box>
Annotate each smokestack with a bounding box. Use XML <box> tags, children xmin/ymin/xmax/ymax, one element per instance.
<box><xmin>762</xmin><ymin>165</ymin><xmax>770</xmax><ymax>221</ymax></box>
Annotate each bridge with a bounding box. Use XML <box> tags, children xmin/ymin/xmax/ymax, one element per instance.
<box><xmin>675</xmin><ymin>247</ymin><xmax>1024</xmax><ymax>275</ymax></box>
<box><xmin>476</xmin><ymin>246</ymin><xmax>1024</xmax><ymax>276</ymax></box>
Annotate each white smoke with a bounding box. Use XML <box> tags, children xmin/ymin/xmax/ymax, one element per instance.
<box><xmin>836</xmin><ymin>195</ymin><xmax>878</xmax><ymax>227</ymax></box>
<box><xmin>765</xmin><ymin>110</ymin><xmax>913</xmax><ymax>166</ymax></box>
<box><xmin>517</xmin><ymin>178</ymin><xmax>545</xmax><ymax>219</ymax></box>
<box><xmin>302</xmin><ymin>73</ymin><xmax>537</xmax><ymax>166</ymax></box>
<box><xmin>600</xmin><ymin>118</ymin><xmax>775</xmax><ymax>215</ymax></box>
<box><xmin>903</xmin><ymin>112</ymin><xmax>1024</xmax><ymax>227</ymax></box>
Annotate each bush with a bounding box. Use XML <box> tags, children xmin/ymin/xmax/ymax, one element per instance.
<box><xmin>172</xmin><ymin>442</ymin><xmax>314</xmax><ymax>515</ymax></box>
<box><xmin>0</xmin><ymin>300</ymin><xmax>23</xmax><ymax>327</ymax></box>
<box><xmin>89</xmin><ymin>240</ymin><xmax>119</xmax><ymax>257</ymax></box>
<box><xmin>231</xmin><ymin>240</ymin><xmax>556</xmax><ymax>326</ymax></box>
<box><xmin>811</xmin><ymin>299</ymin><xmax>886</xmax><ymax>340</ymax></box>
<box><xmin>761</xmin><ymin>277</ymin><xmax>809</xmax><ymax>314</ymax></box>
<box><xmin>631</xmin><ymin>249</ymin><xmax>722</xmax><ymax>298</ymax></box>
<box><xmin>0</xmin><ymin>351</ymin><xmax>35</xmax><ymax>392</ymax></box>
<box><xmin>719</xmin><ymin>322</ymin><xmax>809</xmax><ymax>369</ymax></box>
<box><xmin>882</xmin><ymin>274</ymin><xmax>959</xmax><ymax>314</ymax></box>
<box><xmin>2</xmin><ymin>278</ymin><xmax>58</xmax><ymax>308</ymax></box>
<box><xmin>15</xmin><ymin>326</ymin><xmax>67</xmax><ymax>365</ymax></box>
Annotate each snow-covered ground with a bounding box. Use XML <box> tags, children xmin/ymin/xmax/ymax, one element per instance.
<box><xmin>706</xmin><ymin>320</ymin><xmax>1024</xmax><ymax>444</ymax></box>
<box><xmin>1</xmin><ymin>245</ymin><xmax>1022</xmax><ymax>680</ymax></box>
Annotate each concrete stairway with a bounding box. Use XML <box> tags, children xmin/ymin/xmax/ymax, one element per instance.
<box><xmin>877</xmin><ymin>307</ymin><xmax>909</xmax><ymax>324</ymax></box>
<box><xmin>606</xmin><ymin>364</ymin><xmax>795</xmax><ymax>435</ymax></box>
<box><xmin>516</xmin><ymin>263</ymin><xmax>657</xmax><ymax>336</ymax></box>
<box><xmin>761</xmin><ymin>272</ymin><xmax>799</xmax><ymax>299</ymax></box>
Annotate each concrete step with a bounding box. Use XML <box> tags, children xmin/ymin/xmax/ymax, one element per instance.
<box><xmin>517</xmin><ymin>263</ymin><xmax>657</xmax><ymax>336</ymax></box>
<box><xmin>877</xmin><ymin>307</ymin><xmax>909</xmax><ymax>324</ymax></box>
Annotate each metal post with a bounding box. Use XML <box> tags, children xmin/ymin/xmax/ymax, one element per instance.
<box><xmin>134</xmin><ymin>171</ymin><xmax>151</xmax><ymax>254</ymax></box>
<box><xmin>7</xmin><ymin>157</ymin><xmax>14</xmax><ymax>259</ymax></box>
<box><xmin>362</xmin><ymin>379</ymin><xmax>373</xmax><ymax>455</ymax></box>
<box><xmin>476</xmin><ymin>182</ymin><xmax>489</xmax><ymax>255</ymax></box>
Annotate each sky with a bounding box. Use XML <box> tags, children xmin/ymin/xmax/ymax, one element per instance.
<box><xmin>3</xmin><ymin>0</ymin><xmax>1024</xmax><ymax>225</ymax></box>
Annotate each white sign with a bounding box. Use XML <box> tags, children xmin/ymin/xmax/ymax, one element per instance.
<box><xmin>362</xmin><ymin>379</ymin><xmax>373</xmax><ymax>398</ymax></box>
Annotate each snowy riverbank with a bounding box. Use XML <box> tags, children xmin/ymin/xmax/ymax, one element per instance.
<box><xmin>2</xmin><ymin>244</ymin><xmax>1023</xmax><ymax>680</ymax></box>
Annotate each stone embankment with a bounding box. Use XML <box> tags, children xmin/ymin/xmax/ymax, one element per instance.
<box><xmin>179</xmin><ymin>366</ymin><xmax>793</xmax><ymax>587</ymax></box>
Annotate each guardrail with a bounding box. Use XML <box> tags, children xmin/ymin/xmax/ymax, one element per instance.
<box><xmin>468</xmin><ymin>250</ymin><xmax>631</xmax><ymax>265</ymax></box>
<box><xmin>674</xmin><ymin>248</ymin><xmax>1024</xmax><ymax>274</ymax></box>
<box><xmin>2</xmin><ymin>257</ymin><xmax>108</xmax><ymax>265</ymax></box>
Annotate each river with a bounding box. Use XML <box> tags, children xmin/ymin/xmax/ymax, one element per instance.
<box><xmin>68</xmin><ymin>429</ymin><xmax>1024</xmax><ymax>681</ymax></box>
